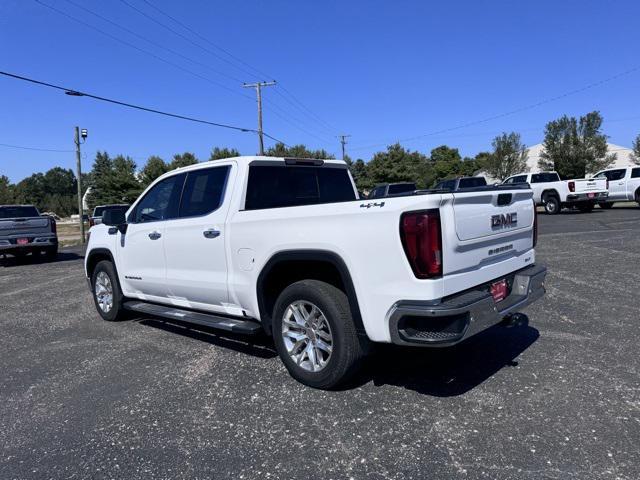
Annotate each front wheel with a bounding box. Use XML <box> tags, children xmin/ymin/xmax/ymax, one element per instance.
<box><xmin>272</xmin><ymin>279</ymin><xmax>368</xmax><ymax>389</ymax></box>
<box><xmin>43</xmin><ymin>245</ymin><xmax>58</xmax><ymax>260</ymax></box>
<box><xmin>635</xmin><ymin>190</ymin><xmax>640</xmax><ymax>206</ymax></box>
<box><xmin>543</xmin><ymin>194</ymin><xmax>560</xmax><ymax>215</ymax></box>
<box><xmin>91</xmin><ymin>260</ymin><xmax>127</xmax><ymax>321</ymax></box>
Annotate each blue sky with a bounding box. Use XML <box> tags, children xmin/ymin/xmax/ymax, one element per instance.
<box><xmin>1</xmin><ymin>0</ymin><xmax>639</xmax><ymax>182</ymax></box>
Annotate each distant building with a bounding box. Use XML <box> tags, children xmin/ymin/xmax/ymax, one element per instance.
<box><xmin>479</xmin><ymin>142</ymin><xmax>635</xmax><ymax>182</ymax></box>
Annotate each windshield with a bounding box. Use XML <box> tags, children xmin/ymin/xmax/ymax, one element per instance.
<box><xmin>387</xmin><ymin>184</ymin><xmax>416</xmax><ymax>195</ymax></box>
<box><xmin>0</xmin><ymin>206</ymin><xmax>40</xmax><ymax>219</ymax></box>
<box><xmin>458</xmin><ymin>177</ymin><xmax>487</xmax><ymax>189</ymax></box>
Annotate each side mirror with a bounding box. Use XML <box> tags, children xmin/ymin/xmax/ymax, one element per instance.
<box><xmin>102</xmin><ymin>209</ymin><xmax>128</xmax><ymax>234</ymax></box>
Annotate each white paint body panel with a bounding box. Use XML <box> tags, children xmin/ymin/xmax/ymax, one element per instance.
<box><xmin>85</xmin><ymin>156</ymin><xmax>539</xmax><ymax>344</ymax></box>
<box><xmin>593</xmin><ymin>167</ymin><xmax>640</xmax><ymax>202</ymax></box>
<box><xmin>505</xmin><ymin>172</ymin><xmax>608</xmax><ymax>204</ymax></box>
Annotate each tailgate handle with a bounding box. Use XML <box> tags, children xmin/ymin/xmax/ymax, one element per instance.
<box><xmin>497</xmin><ymin>193</ymin><xmax>512</xmax><ymax>206</ymax></box>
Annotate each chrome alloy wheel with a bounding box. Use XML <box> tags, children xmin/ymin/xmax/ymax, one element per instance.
<box><xmin>281</xmin><ymin>301</ymin><xmax>333</xmax><ymax>372</ymax></box>
<box><xmin>94</xmin><ymin>271</ymin><xmax>114</xmax><ymax>313</ymax></box>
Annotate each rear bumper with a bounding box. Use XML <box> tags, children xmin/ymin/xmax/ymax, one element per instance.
<box><xmin>388</xmin><ymin>264</ymin><xmax>547</xmax><ymax>347</ymax></box>
<box><xmin>565</xmin><ymin>192</ymin><xmax>608</xmax><ymax>203</ymax></box>
<box><xmin>0</xmin><ymin>235</ymin><xmax>58</xmax><ymax>252</ymax></box>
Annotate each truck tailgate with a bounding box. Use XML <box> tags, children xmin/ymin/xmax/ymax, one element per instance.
<box><xmin>0</xmin><ymin>217</ymin><xmax>52</xmax><ymax>237</ymax></box>
<box><xmin>440</xmin><ymin>188</ymin><xmax>536</xmax><ymax>292</ymax></box>
<box><xmin>573</xmin><ymin>178</ymin><xmax>607</xmax><ymax>193</ymax></box>
<box><xmin>452</xmin><ymin>190</ymin><xmax>534</xmax><ymax>241</ymax></box>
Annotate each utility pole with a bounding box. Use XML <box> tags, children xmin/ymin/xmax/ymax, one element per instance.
<box><xmin>243</xmin><ymin>81</ymin><xmax>276</xmax><ymax>155</ymax></box>
<box><xmin>74</xmin><ymin>126</ymin><xmax>88</xmax><ymax>244</ymax></box>
<box><xmin>338</xmin><ymin>134</ymin><xmax>351</xmax><ymax>159</ymax></box>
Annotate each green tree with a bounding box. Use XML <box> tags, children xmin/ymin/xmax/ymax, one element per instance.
<box><xmin>86</xmin><ymin>152</ymin><xmax>142</xmax><ymax>208</ymax></box>
<box><xmin>630</xmin><ymin>134</ymin><xmax>640</xmax><ymax>165</ymax></box>
<box><xmin>169</xmin><ymin>152</ymin><xmax>199</xmax><ymax>170</ymax></box>
<box><xmin>430</xmin><ymin>145</ymin><xmax>461</xmax><ymax>164</ymax></box>
<box><xmin>0</xmin><ymin>175</ymin><xmax>14</xmax><ymax>203</ymax></box>
<box><xmin>209</xmin><ymin>147</ymin><xmax>240</xmax><ymax>161</ymax></box>
<box><xmin>483</xmin><ymin>132</ymin><xmax>529</xmax><ymax>181</ymax></box>
<box><xmin>265</xmin><ymin>143</ymin><xmax>334</xmax><ymax>160</ymax></box>
<box><xmin>539</xmin><ymin>111</ymin><xmax>615</xmax><ymax>178</ymax></box>
<box><xmin>140</xmin><ymin>156</ymin><xmax>168</xmax><ymax>187</ymax></box>
<box><xmin>367</xmin><ymin>143</ymin><xmax>429</xmax><ymax>188</ymax></box>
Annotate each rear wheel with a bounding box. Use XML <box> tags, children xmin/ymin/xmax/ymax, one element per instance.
<box><xmin>272</xmin><ymin>279</ymin><xmax>368</xmax><ymax>389</ymax></box>
<box><xmin>543</xmin><ymin>194</ymin><xmax>560</xmax><ymax>215</ymax></box>
<box><xmin>599</xmin><ymin>202</ymin><xmax>614</xmax><ymax>209</ymax></box>
<box><xmin>91</xmin><ymin>260</ymin><xmax>127</xmax><ymax>321</ymax></box>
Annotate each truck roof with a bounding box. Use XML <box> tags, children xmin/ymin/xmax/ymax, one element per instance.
<box><xmin>170</xmin><ymin>156</ymin><xmax>346</xmax><ymax>174</ymax></box>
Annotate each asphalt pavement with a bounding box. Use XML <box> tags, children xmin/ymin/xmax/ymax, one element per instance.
<box><xmin>1</xmin><ymin>206</ymin><xmax>638</xmax><ymax>479</ymax></box>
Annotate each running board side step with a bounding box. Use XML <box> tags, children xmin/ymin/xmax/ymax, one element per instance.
<box><xmin>123</xmin><ymin>301</ymin><xmax>262</xmax><ymax>335</ymax></box>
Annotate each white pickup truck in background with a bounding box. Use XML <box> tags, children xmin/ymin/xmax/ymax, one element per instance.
<box><xmin>503</xmin><ymin>171</ymin><xmax>608</xmax><ymax>214</ymax></box>
<box><xmin>85</xmin><ymin>156</ymin><xmax>546</xmax><ymax>389</ymax></box>
<box><xmin>593</xmin><ymin>166</ymin><xmax>640</xmax><ymax>208</ymax></box>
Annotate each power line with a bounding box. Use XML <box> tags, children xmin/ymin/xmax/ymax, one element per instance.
<box><xmin>0</xmin><ymin>142</ymin><xmax>74</xmax><ymax>153</ymax></box>
<box><xmin>139</xmin><ymin>0</ymin><xmax>269</xmax><ymax>81</ymax></box>
<box><xmin>350</xmin><ymin>65</ymin><xmax>640</xmax><ymax>152</ymax></box>
<box><xmin>34</xmin><ymin>0</ymin><xmax>253</xmax><ymax>102</ymax></box>
<box><xmin>133</xmin><ymin>0</ymin><xmax>341</xmax><ymax>135</ymax></box>
<box><xmin>0</xmin><ymin>70</ymin><xmax>288</xmax><ymax>145</ymax></box>
<box><xmin>61</xmin><ymin>0</ymin><xmax>246</xmax><ymax>86</ymax></box>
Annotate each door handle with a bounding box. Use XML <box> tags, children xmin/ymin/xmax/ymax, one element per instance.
<box><xmin>203</xmin><ymin>228</ymin><xmax>220</xmax><ymax>239</ymax></box>
<box><xmin>148</xmin><ymin>231</ymin><xmax>161</xmax><ymax>240</ymax></box>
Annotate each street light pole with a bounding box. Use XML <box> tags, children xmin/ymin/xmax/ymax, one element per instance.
<box><xmin>74</xmin><ymin>126</ymin><xmax>87</xmax><ymax>243</ymax></box>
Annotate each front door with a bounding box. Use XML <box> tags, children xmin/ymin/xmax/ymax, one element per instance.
<box><xmin>119</xmin><ymin>173</ymin><xmax>185</xmax><ymax>299</ymax></box>
<box><xmin>163</xmin><ymin>164</ymin><xmax>234</xmax><ymax>311</ymax></box>
<box><xmin>605</xmin><ymin>169</ymin><xmax>628</xmax><ymax>201</ymax></box>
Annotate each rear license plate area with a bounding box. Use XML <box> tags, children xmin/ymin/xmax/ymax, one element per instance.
<box><xmin>17</xmin><ymin>238</ymin><xmax>29</xmax><ymax>245</ymax></box>
<box><xmin>490</xmin><ymin>279</ymin><xmax>508</xmax><ymax>303</ymax></box>
<box><xmin>587</xmin><ymin>193</ymin><xmax>595</xmax><ymax>199</ymax></box>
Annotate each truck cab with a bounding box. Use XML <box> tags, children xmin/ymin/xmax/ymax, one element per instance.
<box><xmin>592</xmin><ymin>166</ymin><xmax>640</xmax><ymax>207</ymax></box>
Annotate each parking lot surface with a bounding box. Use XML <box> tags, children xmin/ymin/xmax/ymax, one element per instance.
<box><xmin>1</xmin><ymin>207</ymin><xmax>639</xmax><ymax>480</ymax></box>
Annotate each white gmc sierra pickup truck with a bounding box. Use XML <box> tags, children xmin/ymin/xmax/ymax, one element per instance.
<box><xmin>593</xmin><ymin>166</ymin><xmax>640</xmax><ymax>208</ymax></box>
<box><xmin>503</xmin><ymin>171</ymin><xmax>608</xmax><ymax>214</ymax></box>
<box><xmin>85</xmin><ymin>156</ymin><xmax>547</xmax><ymax>389</ymax></box>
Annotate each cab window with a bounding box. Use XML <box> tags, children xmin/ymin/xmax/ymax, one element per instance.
<box><xmin>130</xmin><ymin>173</ymin><xmax>185</xmax><ymax>223</ymax></box>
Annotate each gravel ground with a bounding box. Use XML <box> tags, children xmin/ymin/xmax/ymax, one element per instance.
<box><xmin>1</xmin><ymin>206</ymin><xmax>638</xmax><ymax>480</ymax></box>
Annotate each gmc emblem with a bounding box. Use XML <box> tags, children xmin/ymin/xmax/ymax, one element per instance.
<box><xmin>492</xmin><ymin>212</ymin><xmax>518</xmax><ymax>228</ymax></box>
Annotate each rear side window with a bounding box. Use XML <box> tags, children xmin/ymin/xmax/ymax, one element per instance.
<box><xmin>93</xmin><ymin>207</ymin><xmax>105</xmax><ymax>217</ymax></box>
<box><xmin>0</xmin><ymin>206</ymin><xmax>39</xmax><ymax>218</ymax></box>
<box><xmin>369</xmin><ymin>186</ymin><xmax>386</xmax><ymax>198</ymax></box>
<box><xmin>179</xmin><ymin>166</ymin><xmax>230</xmax><ymax>217</ymax></box>
<box><xmin>388</xmin><ymin>184</ymin><xmax>416</xmax><ymax>195</ymax></box>
<box><xmin>458</xmin><ymin>177</ymin><xmax>487</xmax><ymax>188</ymax></box>
<box><xmin>245</xmin><ymin>165</ymin><xmax>356</xmax><ymax>210</ymax></box>
<box><xmin>131</xmin><ymin>173</ymin><xmax>185</xmax><ymax>223</ymax></box>
<box><xmin>531</xmin><ymin>172</ymin><xmax>559</xmax><ymax>183</ymax></box>
<box><xmin>632</xmin><ymin>168</ymin><xmax>640</xmax><ymax>179</ymax></box>
<box><xmin>599</xmin><ymin>169</ymin><xmax>626</xmax><ymax>181</ymax></box>
<box><xmin>504</xmin><ymin>175</ymin><xmax>528</xmax><ymax>184</ymax></box>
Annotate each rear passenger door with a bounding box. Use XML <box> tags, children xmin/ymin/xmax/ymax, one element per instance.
<box><xmin>163</xmin><ymin>163</ymin><xmax>234</xmax><ymax>311</ymax></box>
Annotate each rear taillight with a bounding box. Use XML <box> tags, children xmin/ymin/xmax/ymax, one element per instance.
<box><xmin>400</xmin><ymin>210</ymin><xmax>442</xmax><ymax>278</ymax></box>
<box><xmin>568</xmin><ymin>181</ymin><xmax>575</xmax><ymax>192</ymax></box>
<box><xmin>532</xmin><ymin>200</ymin><xmax>538</xmax><ymax>247</ymax></box>
<box><xmin>51</xmin><ymin>218</ymin><xmax>57</xmax><ymax>234</ymax></box>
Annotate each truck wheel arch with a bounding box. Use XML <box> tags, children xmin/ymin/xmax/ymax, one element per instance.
<box><xmin>86</xmin><ymin>248</ymin><xmax>115</xmax><ymax>277</ymax></box>
<box><xmin>256</xmin><ymin>250</ymin><xmax>365</xmax><ymax>337</ymax></box>
<box><xmin>541</xmin><ymin>189</ymin><xmax>560</xmax><ymax>201</ymax></box>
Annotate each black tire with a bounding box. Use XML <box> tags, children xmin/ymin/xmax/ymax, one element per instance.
<box><xmin>543</xmin><ymin>194</ymin><xmax>560</xmax><ymax>215</ymax></box>
<box><xmin>43</xmin><ymin>245</ymin><xmax>58</xmax><ymax>260</ymax></box>
<box><xmin>599</xmin><ymin>202</ymin><xmax>614</xmax><ymax>209</ymax></box>
<box><xmin>635</xmin><ymin>189</ymin><xmax>640</xmax><ymax>206</ymax></box>
<box><xmin>577</xmin><ymin>203</ymin><xmax>594</xmax><ymax>213</ymax></box>
<box><xmin>91</xmin><ymin>260</ymin><xmax>127</xmax><ymax>322</ymax></box>
<box><xmin>272</xmin><ymin>279</ymin><xmax>368</xmax><ymax>389</ymax></box>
